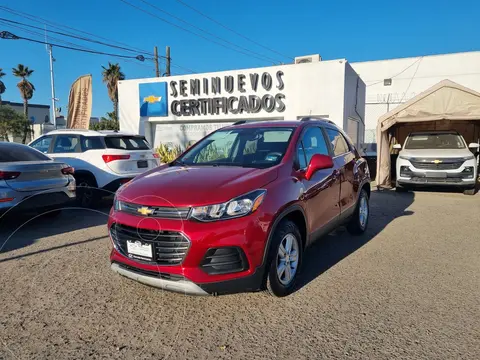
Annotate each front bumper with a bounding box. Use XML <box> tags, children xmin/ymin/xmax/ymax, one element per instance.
<box><xmin>108</xmin><ymin>208</ymin><xmax>271</xmax><ymax>295</ymax></box>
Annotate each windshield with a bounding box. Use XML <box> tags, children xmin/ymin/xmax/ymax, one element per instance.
<box><xmin>177</xmin><ymin>127</ymin><xmax>295</xmax><ymax>168</ymax></box>
<box><xmin>404</xmin><ymin>133</ymin><xmax>465</xmax><ymax>150</ymax></box>
<box><xmin>104</xmin><ymin>136</ymin><xmax>150</xmax><ymax>150</ymax></box>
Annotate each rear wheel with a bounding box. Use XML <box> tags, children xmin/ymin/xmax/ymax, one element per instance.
<box><xmin>75</xmin><ymin>176</ymin><xmax>100</xmax><ymax>208</ymax></box>
<box><xmin>266</xmin><ymin>220</ymin><xmax>303</xmax><ymax>297</ymax></box>
<box><xmin>346</xmin><ymin>188</ymin><xmax>369</xmax><ymax>235</ymax></box>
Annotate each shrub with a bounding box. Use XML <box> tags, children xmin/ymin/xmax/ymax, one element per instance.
<box><xmin>155</xmin><ymin>143</ymin><xmax>182</xmax><ymax>163</ymax></box>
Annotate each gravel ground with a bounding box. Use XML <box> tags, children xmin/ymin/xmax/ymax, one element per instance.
<box><xmin>1</xmin><ymin>190</ymin><xmax>479</xmax><ymax>360</ymax></box>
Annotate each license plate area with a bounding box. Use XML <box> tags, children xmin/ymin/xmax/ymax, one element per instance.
<box><xmin>426</xmin><ymin>172</ymin><xmax>447</xmax><ymax>178</ymax></box>
<box><xmin>137</xmin><ymin>160</ymin><xmax>148</xmax><ymax>168</ymax></box>
<box><xmin>126</xmin><ymin>240</ymin><xmax>153</xmax><ymax>260</ymax></box>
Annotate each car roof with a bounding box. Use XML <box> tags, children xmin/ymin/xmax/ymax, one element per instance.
<box><xmin>45</xmin><ymin>129</ymin><xmax>141</xmax><ymax>137</ymax></box>
<box><xmin>221</xmin><ymin>118</ymin><xmax>338</xmax><ymax>131</ymax></box>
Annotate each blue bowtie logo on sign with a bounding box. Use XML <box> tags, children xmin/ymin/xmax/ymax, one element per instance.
<box><xmin>139</xmin><ymin>82</ymin><xmax>168</xmax><ymax>117</ymax></box>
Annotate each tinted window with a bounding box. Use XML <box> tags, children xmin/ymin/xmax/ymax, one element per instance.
<box><xmin>178</xmin><ymin>127</ymin><xmax>295</xmax><ymax>168</ymax></box>
<box><xmin>0</xmin><ymin>143</ymin><xmax>51</xmax><ymax>162</ymax></box>
<box><xmin>53</xmin><ymin>135</ymin><xmax>80</xmax><ymax>153</ymax></box>
<box><xmin>405</xmin><ymin>133</ymin><xmax>465</xmax><ymax>149</ymax></box>
<box><xmin>30</xmin><ymin>136</ymin><xmax>52</xmax><ymax>153</ymax></box>
<box><xmin>81</xmin><ymin>136</ymin><xmax>105</xmax><ymax>151</ymax></box>
<box><xmin>297</xmin><ymin>127</ymin><xmax>329</xmax><ymax>169</ymax></box>
<box><xmin>104</xmin><ymin>136</ymin><xmax>150</xmax><ymax>150</ymax></box>
<box><xmin>326</xmin><ymin>128</ymin><xmax>350</xmax><ymax>156</ymax></box>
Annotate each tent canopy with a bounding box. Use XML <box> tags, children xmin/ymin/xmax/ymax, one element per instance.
<box><xmin>376</xmin><ymin>79</ymin><xmax>480</xmax><ymax>187</ymax></box>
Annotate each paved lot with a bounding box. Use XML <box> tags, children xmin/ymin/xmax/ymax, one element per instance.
<box><xmin>1</xmin><ymin>190</ymin><xmax>479</xmax><ymax>360</ymax></box>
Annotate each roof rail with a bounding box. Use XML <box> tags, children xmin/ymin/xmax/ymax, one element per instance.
<box><xmin>232</xmin><ymin>120</ymin><xmax>247</xmax><ymax>125</ymax></box>
<box><xmin>300</xmin><ymin>116</ymin><xmax>335</xmax><ymax>124</ymax></box>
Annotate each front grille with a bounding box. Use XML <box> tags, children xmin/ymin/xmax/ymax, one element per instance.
<box><xmin>115</xmin><ymin>262</ymin><xmax>185</xmax><ymax>281</ymax></box>
<box><xmin>410</xmin><ymin>159</ymin><xmax>464</xmax><ymax>170</ymax></box>
<box><xmin>409</xmin><ymin>177</ymin><xmax>463</xmax><ymax>183</ymax></box>
<box><xmin>200</xmin><ymin>247</ymin><xmax>249</xmax><ymax>275</ymax></box>
<box><xmin>110</xmin><ymin>223</ymin><xmax>190</xmax><ymax>265</ymax></box>
<box><xmin>120</xmin><ymin>201</ymin><xmax>191</xmax><ymax>219</ymax></box>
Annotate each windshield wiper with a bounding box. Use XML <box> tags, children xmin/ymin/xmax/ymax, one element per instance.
<box><xmin>171</xmin><ymin>159</ymin><xmax>187</xmax><ymax>167</ymax></box>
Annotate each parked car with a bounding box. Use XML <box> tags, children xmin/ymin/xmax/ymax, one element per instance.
<box><xmin>28</xmin><ymin>130</ymin><xmax>160</xmax><ymax>207</ymax></box>
<box><xmin>394</xmin><ymin>131</ymin><xmax>479</xmax><ymax>195</ymax></box>
<box><xmin>0</xmin><ymin>142</ymin><xmax>76</xmax><ymax>218</ymax></box>
<box><xmin>108</xmin><ymin>118</ymin><xmax>371</xmax><ymax>297</ymax></box>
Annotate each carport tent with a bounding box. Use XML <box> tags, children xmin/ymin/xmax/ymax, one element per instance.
<box><xmin>376</xmin><ymin>79</ymin><xmax>480</xmax><ymax>188</ymax></box>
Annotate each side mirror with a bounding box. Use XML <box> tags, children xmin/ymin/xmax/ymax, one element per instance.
<box><xmin>393</xmin><ymin>144</ymin><xmax>402</xmax><ymax>150</ymax></box>
<box><xmin>468</xmin><ymin>142</ymin><xmax>480</xmax><ymax>149</ymax></box>
<box><xmin>305</xmin><ymin>154</ymin><xmax>334</xmax><ymax>180</ymax></box>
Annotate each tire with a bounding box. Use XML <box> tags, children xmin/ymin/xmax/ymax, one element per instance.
<box><xmin>463</xmin><ymin>187</ymin><xmax>476</xmax><ymax>196</ymax></box>
<box><xmin>75</xmin><ymin>175</ymin><xmax>100</xmax><ymax>208</ymax></box>
<box><xmin>346</xmin><ymin>188</ymin><xmax>369</xmax><ymax>235</ymax></box>
<box><xmin>395</xmin><ymin>181</ymin><xmax>408</xmax><ymax>192</ymax></box>
<box><xmin>266</xmin><ymin>220</ymin><xmax>303</xmax><ymax>297</ymax></box>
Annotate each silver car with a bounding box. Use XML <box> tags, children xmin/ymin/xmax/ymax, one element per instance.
<box><xmin>0</xmin><ymin>142</ymin><xmax>76</xmax><ymax>217</ymax></box>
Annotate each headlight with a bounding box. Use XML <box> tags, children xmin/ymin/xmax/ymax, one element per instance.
<box><xmin>462</xmin><ymin>155</ymin><xmax>475</xmax><ymax>161</ymax></box>
<box><xmin>113</xmin><ymin>197</ymin><xmax>124</xmax><ymax>211</ymax></box>
<box><xmin>399</xmin><ymin>156</ymin><xmax>412</xmax><ymax>160</ymax></box>
<box><xmin>190</xmin><ymin>189</ymin><xmax>266</xmax><ymax>222</ymax></box>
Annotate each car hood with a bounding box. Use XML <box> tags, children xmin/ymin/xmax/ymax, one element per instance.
<box><xmin>399</xmin><ymin>148</ymin><xmax>473</xmax><ymax>158</ymax></box>
<box><xmin>116</xmin><ymin>165</ymin><xmax>279</xmax><ymax>207</ymax></box>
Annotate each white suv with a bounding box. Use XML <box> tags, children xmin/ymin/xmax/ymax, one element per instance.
<box><xmin>28</xmin><ymin>130</ymin><xmax>160</xmax><ymax>207</ymax></box>
<box><xmin>394</xmin><ymin>131</ymin><xmax>479</xmax><ymax>195</ymax></box>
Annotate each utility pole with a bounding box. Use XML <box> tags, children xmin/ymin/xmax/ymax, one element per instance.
<box><xmin>166</xmin><ymin>46</ymin><xmax>171</xmax><ymax>77</ymax></box>
<box><xmin>48</xmin><ymin>44</ymin><xmax>57</xmax><ymax>128</ymax></box>
<box><xmin>154</xmin><ymin>46</ymin><xmax>160</xmax><ymax>77</ymax></box>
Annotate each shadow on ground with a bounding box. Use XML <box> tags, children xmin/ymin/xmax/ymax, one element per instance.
<box><xmin>296</xmin><ymin>189</ymin><xmax>415</xmax><ymax>292</ymax></box>
<box><xmin>0</xmin><ymin>197</ymin><xmax>113</xmax><ymax>254</ymax></box>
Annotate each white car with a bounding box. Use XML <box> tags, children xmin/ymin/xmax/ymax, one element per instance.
<box><xmin>394</xmin><ymin>131</ymin><xmax>479</xmax><ymax>195</ymax></box>
<box><xmin>28</xmin><ymin>130</ymin><xmax>160</xmax><ymax>207</ymax></box>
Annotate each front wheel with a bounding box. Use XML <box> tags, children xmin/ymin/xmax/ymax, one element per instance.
<box><xmin>266</xmin><ymin>220</ymin><xmax>303</xmax><ymax>297</ymax></box>
<box><xmin>346</xmin><ymin>188</ymin><xmax>369</xmax><ymax>235</ymax></box>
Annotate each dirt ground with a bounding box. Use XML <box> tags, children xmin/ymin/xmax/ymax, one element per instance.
<box><xmin>1</xmin><ymin>189</ymin><xmax>479</xmax><ymax>360</ymax></box>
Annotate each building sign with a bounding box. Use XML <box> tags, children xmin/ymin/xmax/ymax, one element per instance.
<box><xmin>139</xmin><ymin>82</ymin><xmax>168</xmax><ymax>117</ymax></box>
<box><xmin>169</xmin><ymin>70</ymin><xmax>286</xmax><ymax>117</ymax></box>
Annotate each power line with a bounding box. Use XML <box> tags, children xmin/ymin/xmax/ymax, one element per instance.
<box><xmin>174</xmin><ymin>0</ymin><xmax>293</xmax><ymax>61</ymax></box>
<box><xmin>0</xmin><ymin>17</ymin><xmax>168</xmax><ymax>59</ymax></box>
<box><xmin>366</xmin><ymin>57</ymin><xmax>423</xmax><ymax>87</ymax></box>
<box><xmin>118</xmin><ymin>0</ymin><xmax>276</xmax><ymax>65</ymax></box>
<box><xmin>0</xmin><ymin>6</ymin><xmax>198</xmax><ymax>73</ymax></box>
<box><xmin>0</xmin><ymin>5</ymin><xmax>154</xmax><ymax>56</ymax></box>
<box><xmin>136</xmin><ymin>0</ymin><xmax>281</xmax><ymax>64</ymax></box>
<box><xmin>0</xmin><ymin>31</ymin><xmax>147</xmax><ymax>60</ymax></box>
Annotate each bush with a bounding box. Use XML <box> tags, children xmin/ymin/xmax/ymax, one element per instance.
<box><xmin>155</xmin><ymin>143</ymin><xmax>182</xmax><ymax>163</ymax></box>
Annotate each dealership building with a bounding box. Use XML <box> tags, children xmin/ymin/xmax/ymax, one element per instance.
<box><xmin>118</xmin><ymin>58</ymin><xmax>366</xmax><ymax>149</ymax></box>
<box><xmin>118</xmin><ymin>50</ymin><xmax>480</xmax><ymax>149</ymax></box>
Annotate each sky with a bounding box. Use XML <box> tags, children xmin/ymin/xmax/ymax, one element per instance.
<box><xmin>0</xmin><ymin>0</ymin><xmax>479</xmax><ymax>117</ymax></box>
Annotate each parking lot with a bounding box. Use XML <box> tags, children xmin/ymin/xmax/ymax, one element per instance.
<box><xmin>1</xmin><ymin>189</ymin><xmax>479</xmax><ymax>360</ymax></box>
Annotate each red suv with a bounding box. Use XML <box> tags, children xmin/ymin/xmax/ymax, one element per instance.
<box><xmin>108</xmin><ymin>118</ymin><xmax>370</xmax><ymax>297</ymax></box>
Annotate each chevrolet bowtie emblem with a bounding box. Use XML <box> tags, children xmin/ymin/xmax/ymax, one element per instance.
<box><xmin>432</xmin><ymin>159</ymin><xmax>442</xmax><ymax>164</ymax></box>
<box><xmin>143</xmin><ymin>95</ymin><xmax>161</xmax><ymax>104</ymax></box>
<box><xmin>137</xmin><ymin>206</ymin><xmax>154</xmax><ymax>216</ymax></box>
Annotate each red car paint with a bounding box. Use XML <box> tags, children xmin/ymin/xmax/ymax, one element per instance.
<box><xmin>108</xmin><ymin>119</ymin><xmax>370</xmax><ymax>295</ymax></box>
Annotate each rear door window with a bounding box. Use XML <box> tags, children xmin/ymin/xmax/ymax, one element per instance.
<box><xmin>0</xmin><ymin>144</ymin><xmax>52</xmax><ymax>162</ymax></box>
<box><xmin>81</xmin><ymin>136</ymin><xmax>105</xmax><ymax>151</ymax></box>
<box><xmin>325</xmin><ymin>128</ymin><xmax>351</xmax><ymax>156</ymax></box>
<box><xmin>104</xmin><ymin>136</ymin><xmax>150</xmax><ymax>150</ymax></box>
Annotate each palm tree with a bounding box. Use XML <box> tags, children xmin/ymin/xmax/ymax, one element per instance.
<box><xmin>0</xmin><ymin>68</ymin><xmax>6</xmax><ymax>106</ymax></box>
<box><xmin>101</xmin><ymin>63</ymin><xmax>125</xmax><ymax>127</ymax></box>
<box><xmin>12</xmin><ymin>64</ymin><xmax>35</xmax><ymax>143</ymax></box>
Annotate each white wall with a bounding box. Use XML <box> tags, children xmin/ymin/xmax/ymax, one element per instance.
<box><xmin>118</xmin><ymin>59</ymin><xmax>363</xmax><ymax>148</ymax></box>
<box><xmin>351</xmin><ymin>51</ymin><xmax>480</xmax><ymax>142</ymax></box>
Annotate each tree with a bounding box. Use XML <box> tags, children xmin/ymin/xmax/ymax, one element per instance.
<box><xmin>0</xmin><ymin>68</ymin><xmax>6</xmax><ymax>105</ymax></box>
<box><xmin>12</xmin><ymin>64</ymin><xmax>35</xmax><ymax>144</ymax></box>
<box><xmin>0</xmin><ymin>106</ymin><xmax>31</xmax><ymax>142</ymax></box>
<box><xmin>89</xmin><ymin>111</ymin><xmax>119</xmax><ymax>131</ymax></box>
<box><xmin>101</xmin><ymin>63</ymin><xmax>125</xmax><ymax>128</ymax></box>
